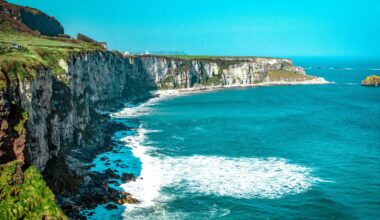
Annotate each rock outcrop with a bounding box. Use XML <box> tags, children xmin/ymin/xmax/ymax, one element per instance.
<box><xmin>362</xmin><ymin>75</ymin><xmax>380</xmax><ymax>86</ymax></box>
<box><xmin>0</xmin><ymin>0</ymin><xmax>64</xmax><ymax>36</ymax></box>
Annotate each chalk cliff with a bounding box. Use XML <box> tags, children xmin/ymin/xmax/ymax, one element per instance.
<box><xmin>138</xmin><ymin>55</ymin><xmax>307</xmax><ymax>89</ymax></box>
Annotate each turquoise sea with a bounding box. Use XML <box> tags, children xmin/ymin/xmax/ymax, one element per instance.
<box><xmin>84</xmin><ymin>58</ymin><xmax>380</xmax><ymax>219</ymax></box>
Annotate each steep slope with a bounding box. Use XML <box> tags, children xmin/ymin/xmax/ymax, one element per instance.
<box><xmin>137</xmin><ymin>55</ymin><xmax>317</xmax><ymax>89</ymax></box>
<box><xmin>0</xmin><ymin>161</ymin><xmax>67</xmax><ymax>219</ymax></box>
<box><xmin>0</xmin><ymin>0</ymin><xmax>63</xmax><ymax>36</ymax></box>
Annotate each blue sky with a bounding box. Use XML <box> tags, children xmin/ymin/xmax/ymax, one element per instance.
<box><xmin>9</xmin><ymin>0</ymin><xmax>380</xmax><ymax>58</ymax></box>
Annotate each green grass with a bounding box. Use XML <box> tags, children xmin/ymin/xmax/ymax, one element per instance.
<box><xmin>0</xmin><ymin>29</ymin><xmax>105</xmax><ymax>89</ymax></box>
<box><xmin>159</xmin><ymin>74</ymin><xmax>176</xmax><ymax>89</ymax></box>
<box><xmin>0</xmin><ymin>161</ymin><xmax>67</xmax><ymax>220</ymax></box>
<box><xmin>204</xmin><ymin>75</ymin><xmax>222</xmax><ymax>86</ymax></box>
<box><xmin>14</xmin><ymin>111</ymin><xmax>28</xmax><ymax>134</ymax></box>
<box><xmin>0</xmin><ymin>32</ymin><xmax>79</xmax><ymax>48</ymax></box>
<box><xmin>267</xmin><ymin>70</ymin><xmax>314</xmax><ymax>81</ymax></box>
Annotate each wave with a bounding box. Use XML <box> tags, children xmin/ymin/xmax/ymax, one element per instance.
<box><xmin>303</xmin><ymin>66</ymin><xmax>357</xmax><ymax>70</ymax></box>
<box><xmin>112</xmin><ymin>91</ymin><xmax>189</xmax><ymax>118</ymax></box>
<box><xmin>87</xmin><ymin>91</ymin><xmax>325</xmax><ymax>217</ymax></box>
<box><xmin>344</xmin><ymin>82</ymin><xmax>358</xmax><ymax>86</ymax></box>
<box><xmin>120</xmin><ymin>128</ymin><xmax>322</xmax><ymax>214</ymax></box>
<box><xmin>111</xmin><ymin>97</ymin><xmax>160</xmax><ymax>118</ymax></box>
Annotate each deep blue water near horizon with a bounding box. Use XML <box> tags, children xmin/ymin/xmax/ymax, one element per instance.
<box><xmin>85</xmin><ymin>58</ymin><xmax>380</xmax><ymax>219</ymax></box>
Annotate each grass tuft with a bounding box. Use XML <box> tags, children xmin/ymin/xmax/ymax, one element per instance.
<box><xmin>0</xmin><ymin>161</ymin><xmax>67</xmax><ymax>220</ymax></box>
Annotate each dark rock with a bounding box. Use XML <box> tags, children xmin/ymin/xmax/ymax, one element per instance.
<box><xmin>104</xmin><ymin>203</ymin><xmax>118</xmax><ymax>210</ymax></box>
<box><xmin>58</xmin><ymin>34</ymin><xmax>71</xmax><ymax>39</ymax></box>
<box><xmin>100</xmin><ymin>157</ymin><xmax>108</xmax><ymax>161</ymax></box>
<box><xmin>87</xmin><ymin>212</ymin><xmax>94</xmax><ymax>216</ymax></box>
<box><xmin>121</xmin><ymin>173</ymin><xmax>136</xmax><ymax>183</ymax></box>
<box><xmin>108</xmin><ymin>180</ymin><xmax>120</xmax><ymax>186</ymax></box>
<box><xmin>19</xmin><ymin>7</ymin><xmax>64</xmax><ymax>36</ymax></box>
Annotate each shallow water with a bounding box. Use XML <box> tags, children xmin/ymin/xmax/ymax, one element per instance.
<box><xmin>85</xmin><ymin>59</ymin><xmax>380</xmax><ymax>219</ymax></box>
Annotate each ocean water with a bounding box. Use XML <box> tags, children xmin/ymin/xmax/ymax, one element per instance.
<box><xmin>84</xmin><ymin>58</ymin><xmax>380</xmax><ymax>219</ymax></box>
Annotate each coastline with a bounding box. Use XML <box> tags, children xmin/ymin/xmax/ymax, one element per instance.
<box><xmin>155</xmin><ymin>77</ymin><xmax>331</xmax><ymax>97</ymax></box>
<box><xmin>81</xmin><ymin>76</ymin><xmax>330</xmax><ymax>219</ymax></box>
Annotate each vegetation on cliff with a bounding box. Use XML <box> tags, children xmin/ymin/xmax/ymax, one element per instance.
<box><xmin>362</xmin><ymin>75</ymin><xmax>380</xmax><ymax>86</ymax></box>
<box><xmin>0</xmin><ymin>2</ymin><xmax>107</xmax><ymax>218</ymax></box>
<box><xmin>0</xmin><ymin>161</ymin><xmax>67</xmax><ymax>219</ymax></box>
<box><xmin>0</xmin><ymin>30</ymin><xmax>105</xmax><ymax>89</ymax></box>
<box><xmin>268</xmin><ymin>70</ymin><xmax>314</xmax><ymax>81</ymax></box>
<box><xmin>0</xmin><ymin>1</ymin><xmax>105</xmax><ymax>90</ymax></box>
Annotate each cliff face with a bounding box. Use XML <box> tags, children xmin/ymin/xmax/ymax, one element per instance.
<box><xmin>1</xmin><ymin>52</ymin><xmax>311</xmax><ymax>172</ymax></box>
<box><xmin>1</xmin><ymin>52</ymin><xmax>155</xmax><ymax>170</ymax></box>
<box><xmin>138</xmin><ymin>56</ymin><xmax>306</xmax><ymax>89</ymax></box>
<box><xmin>0</xmin><ymin>40</ymin><xmax>322</xmax><ymax>220</ymax></box>
<box><xmin>19</xmin><ymin>7</ymin><xmax>64</xmax><ymax>37</ymax></box>
<box><xmin>0</xmin><ymin>0</ymin><xmax>64</xmax><ymax>36</ymax></box>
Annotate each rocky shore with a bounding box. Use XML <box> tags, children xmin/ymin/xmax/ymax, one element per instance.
<box><xmin>0</xmin><ymin>1</ymin><xmax>329</xmax><ymax>218</ymax></box>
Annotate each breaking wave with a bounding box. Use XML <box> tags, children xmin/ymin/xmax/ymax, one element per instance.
<box><xmin>120</xmin><ymin>127</ymin><xmax>321</xmax><ymax>214</ymax></box>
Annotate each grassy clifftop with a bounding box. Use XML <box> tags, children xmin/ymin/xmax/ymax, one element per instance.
<box><xmin>0</xmin><ymin>161</ymin><xmax>67</xmax><ymax>219</ymax></box>
<box><xmin>0</xmin><ymin>2</ymin><xmax>106</xmax><ymax>90</ymax></box>
<box><xmin>0</xmin><ymin>29</ymin><xmax>105</xmax><ymax>89</ymax></box>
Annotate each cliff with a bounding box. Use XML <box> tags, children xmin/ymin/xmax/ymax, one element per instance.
<box><xmin>0</xmin><ymin>0</ymin><xmax>64</xmax><ymax>36</ymax></box>
<box><xmin>25</xmin><ymin>54</ymin><xmax>321</xmax><ymax>168</ymax></box>
<box><xmin>0</xmin><ymin>2</ymin><xmax>327</xmax><ymax>218</ymax></box>
<box><xmin>137</xmin><ymin>55</ymin><xmax>310</xmax><ymax>89</ymax></box>
<box><xmin>2</xmin><ymin>51</ymin><xmax>315</xmax><ymax>171</ymax></box>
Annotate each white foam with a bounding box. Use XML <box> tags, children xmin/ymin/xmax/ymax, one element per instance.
<box><xmin>112</xmin><ymin>98</ymin><xmax>160</xmax><ymax>118</ymax></box>
<box><xmin>120</xmin><ymin>128</ymin><xmax>320</xmax><ymax>213</ymax></box>
<box><xmin>113</xmin><ymin>89</ymin><xmax>323</xmax><ymax>215</ymax></box>
<box><xmin>112</xmin><ymin>91</ymin><xmax>189</xmax><ymax>118</ymax></box>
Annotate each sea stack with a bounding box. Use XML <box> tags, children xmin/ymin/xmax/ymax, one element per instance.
<box><xmin>362</xmin><ymin>75</ymin><xmax>380</xmax><ymax>86</ymax></box>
